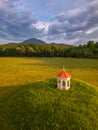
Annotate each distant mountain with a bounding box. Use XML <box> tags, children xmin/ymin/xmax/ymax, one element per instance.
<box><xmin>21</xmin><ymin>38</ymin><xmax>47</xmax><ymax>44</ymax></box>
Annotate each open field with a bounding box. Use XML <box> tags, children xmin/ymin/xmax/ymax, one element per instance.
<box><xmin>0</xmin><ymin>57</ymin><xmax>98</xmax><ymax>95</ymax></box>
<box><xmin>0</xmin><ymin>57</ymin><xmax>98</xmax><ymax>86</ymax></box>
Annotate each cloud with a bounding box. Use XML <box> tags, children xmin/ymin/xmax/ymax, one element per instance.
<box><xmin>32</xmin><ymin>21</ymin><xmax>50</xmax><ymax>32</ymax></box>
<box><xmin>0</xmin><ymin>0</ymin><xmax>44</xmax><ymax>42</ymax></box>
<box><xmin>47</xmin><ymin>0</ymin><xmax>98</xmax><ymax>44</ymax></box>
<box><xmin>0</xmin><ymin>0</ymin><xmax>98</xmax><ymax>44</ymax></box>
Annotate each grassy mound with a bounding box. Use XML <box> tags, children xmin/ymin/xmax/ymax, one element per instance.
<box><xmin>0</xmin><ymin>79</ymin><xmax>98</xmax><ymax>130</ymax></box>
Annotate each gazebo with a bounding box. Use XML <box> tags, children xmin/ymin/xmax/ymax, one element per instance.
<box><xmin>57</xmin><ymin>69</ymin><xmax>71</xmax><ymax>90</ymax></box>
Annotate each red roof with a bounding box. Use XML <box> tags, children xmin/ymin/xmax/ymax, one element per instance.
<box><xmin>57</xmin><ymin>70</ymin><xmax>71</xmax><ymax>78</ymax></box>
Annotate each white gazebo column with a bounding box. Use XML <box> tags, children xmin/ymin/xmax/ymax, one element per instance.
<box><xmin>69</xmin><ymin>78</ymin><xmax>70</xmax><ymax>87</ymax></box>
<box><xmin>66</xmin><ymin>78</ymin><xmax>70</xmax><ymax>90</ymax></box>
<box><xmin>65</xmin><ymin>79</ymin><xmax>67</xmax><ymax>88</ymax></box>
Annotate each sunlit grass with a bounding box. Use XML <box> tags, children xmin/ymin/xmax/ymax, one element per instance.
<box><xmin>0</xmin><ymin>57</ymin><xmax>98</xmax><ymax>88</ymax></box>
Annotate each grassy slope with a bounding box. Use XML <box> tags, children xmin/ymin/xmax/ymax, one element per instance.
<box><xmin>0</xmin><ymin>79</ymin><xmax>98</xmax><ymax>130</ymax></box>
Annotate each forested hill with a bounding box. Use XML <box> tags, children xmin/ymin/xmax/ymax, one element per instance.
<box><xmin>21</xmin><ymin>38</ymin><xmax>47</xmax><ymax>44</ymax></box>
<box><xmin>0</xmin><ymin>41</ymin><xmax>98</xmax><ymax>58</ymax></box>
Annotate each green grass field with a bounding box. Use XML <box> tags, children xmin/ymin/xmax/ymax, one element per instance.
<box><xmin>0</xmin><ymin>58</ymin><xmax>98</xmax><ymax>94</ymax></box>
<box><xmin>0</xmin><ymin>57</ymin><xmax>98</xmax><ymax>129</ymax></box>
<box><xmin>0</xmin><ymin>79</ymin><xmax>98</xmax><ymax>130</ymax></box>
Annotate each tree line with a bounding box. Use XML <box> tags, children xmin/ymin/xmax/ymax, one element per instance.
<box><xmin>0</xmin><ymin>40</ymin><xmax>98</xmax><ymax>58</ymax></box>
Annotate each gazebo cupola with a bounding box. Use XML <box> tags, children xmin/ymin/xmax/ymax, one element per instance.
<box><xmin>57</xmin><ymin>68</ymin><xmax>71</xmax><ymax>90</ymax></box>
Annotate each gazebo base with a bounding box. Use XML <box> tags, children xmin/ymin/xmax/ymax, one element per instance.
<box><xmin>57</xmin><ymin>85</ymin><xmax>70</xmax><ymax>90</ymax></box>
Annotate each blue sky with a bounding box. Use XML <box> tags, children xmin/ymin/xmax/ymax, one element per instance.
<box><xmin>0</xmin><ymin>0</ymin><xmax>98</xmax><ymax>44</ymax></box>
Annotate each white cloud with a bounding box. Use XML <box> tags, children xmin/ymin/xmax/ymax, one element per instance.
<box><xmin>32</xmin><ymin>21</ymin><xmax>50</xmax><ymax>31</ymax></box>
<box><xmin>85</xmin><ymin>30</ymin><xmax>93</xmax><ymax>34</ymax></box>
<box><xmin>85</xmin><ymin>27</ymin><xmax>98</xmax><ymax>34</ymax></box>
<box><xmin>68</xmin><ymin>8</ymin><xmax>81</xmax><ymax>17</ymax></box>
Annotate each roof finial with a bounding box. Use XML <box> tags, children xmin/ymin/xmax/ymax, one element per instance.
<box><xmin>63</xmin><ymin>66</ymin><xmax>65</xmax><ymax>71</ymax></box>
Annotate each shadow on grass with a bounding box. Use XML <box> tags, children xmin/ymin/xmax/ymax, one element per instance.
<box><xmin>19</xmin><ymin>58</ymin><xmax>98</xmax><ymax>70</ymax></box>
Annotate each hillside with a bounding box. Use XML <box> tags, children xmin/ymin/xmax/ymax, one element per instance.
<box><xmin>21</xmin><ymin>38</ymin><xmax>47</xmax><ymax>44</ymax></box>
<box><xmin>0</xmin><ymin>79</ymin><xmax>98</xmax><ymax>129</ymax></box>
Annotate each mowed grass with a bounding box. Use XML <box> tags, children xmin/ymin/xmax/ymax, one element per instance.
<box><xmin>0</xmin><ymin>79</ymin><xmax>98</xmax><ymax>130</ymax></box>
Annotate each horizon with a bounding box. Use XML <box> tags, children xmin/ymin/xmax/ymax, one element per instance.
<box><xmin>0</xmin><ymin>0</ymin><xmax>98</xmax><ymax>45</ymax></box>
<box><xmin>0</xmin><ymin>37</ymin><xmax>88</xmax><ymax>46</ymax></box>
